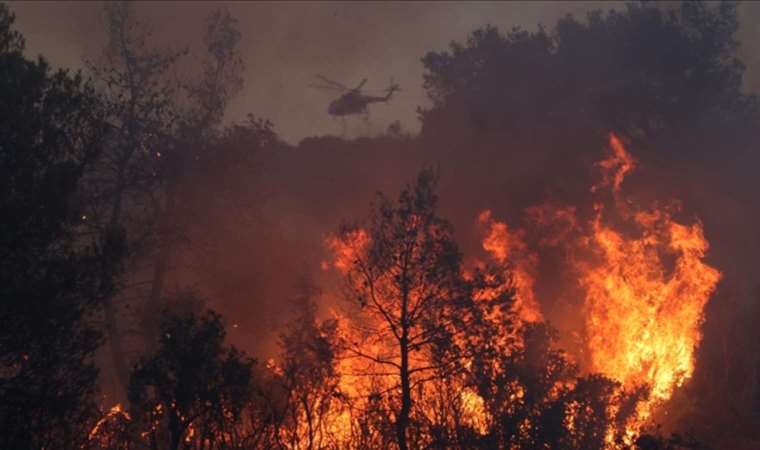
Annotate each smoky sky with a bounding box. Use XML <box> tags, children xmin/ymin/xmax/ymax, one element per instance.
<box><xmin>8</xmin><ymin>1</ymin><xmax>760</xmax><ymax>367</ymax></box>
<box><xmin>10</xmin><ymin>1</ymin><xmax>760</xmax><ymax>144</ymax></box>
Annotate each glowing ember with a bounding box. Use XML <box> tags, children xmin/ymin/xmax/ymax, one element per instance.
<box><xmin>88</xmin><ymin>403</ymin><xmax>132</xmax><ymax>446</ymax></box>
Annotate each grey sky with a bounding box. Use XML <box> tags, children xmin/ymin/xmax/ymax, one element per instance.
<box><xmin>9</xmin><ymin>1</ymin><xmax>760</xmax><ymax>144</ymax></box>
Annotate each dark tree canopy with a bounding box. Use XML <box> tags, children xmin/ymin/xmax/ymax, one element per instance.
<box><xmin>421</xmin><ymin>1</ymin><xmax>757</xmax><ymax>148</ymax></box>
<box><xmin>0</xmin><ymin>4</ymin><xmax>121</xmax><ymax>449</ymax></box>
<box><xmin>128</xmin><ymin>308</ymin><xmax>254</xmax><ymax>450</ymax></box>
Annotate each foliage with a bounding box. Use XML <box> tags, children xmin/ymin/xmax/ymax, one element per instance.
<box><xmin>421</xmin><ymin>1</ymin><xmax>756</xmax><ymax>148</ymax></box>
<box><xmin>81</xmin><ymin>1</ymin><xmax>269</xmax><ymax>397</ymax></box>
<box><xmin>128</xmin><ymin>308</ymin><xmax>254</xmax><ymax>450</ymax></box>
<box><xmin>0</xmin><ymin>3</ymin><xmax>121</xmax><ymax>448</ymax></box>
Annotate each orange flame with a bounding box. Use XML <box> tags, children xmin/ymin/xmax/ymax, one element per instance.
<box><xmin>477</xmin><ymin>210</ymin><xmax>542</xmax><ymax>323</ymax></box>
<box><xmin>473</xmin><ymin>133</ymin><xmax>720</xmax><ymax>438</ymax></box>
<box><xmin>315</xmin><ymin>132</ymin><xmax>720</xmax><ymax>446</ymax></box>
<box><xmin>324</xmin><ymin>228</ymin><xmax>369</xmax><ymax>273</ymax></box>
<box><xmin>593</xmin><ymin>132</ymin><xmax>637</xmax><ymax>193</ymax></box>
<box><xmin>581</xmin><ymin>134</ymin><xmax>721</xmax><ymax>431</ymax></box>
<box><xmin>88</xmin><ymin>403</ymin><xmax>132</xmax><ymax>446</ymax></box>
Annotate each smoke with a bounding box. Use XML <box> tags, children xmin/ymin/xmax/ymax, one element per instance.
<box><xmin>7</xmin><ymin>1</ymin><xmax>623</xmax><ymax>143</ymax></box>
<box><xmin>11</xmin><ymin>1</ymin><xmax>760</xmax><ymax>143</ymax></box>
<box><xmin>9</xmin><ymin>4</ymin><xmax>756</xmax><ymax>291</ymax></box>
<box><xmin>738</xmin><ymin>1</ymin><xmax>760</xmax><ymax>94</ymax></box>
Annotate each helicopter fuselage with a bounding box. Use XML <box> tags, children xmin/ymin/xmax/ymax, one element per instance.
<box><xmin>328</xmin><ymin>91</ymin><xmax>393</xmax><ymax>117</ymax></box>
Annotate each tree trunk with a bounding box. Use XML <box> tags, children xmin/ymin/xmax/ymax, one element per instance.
<box><xmin>143</xmin><ymin>183</ymin><xmax>177</xmax><ymax>348</ymax></box>
<box><xmin>169</xmin><ymin>417</ymin><xmax>182</xmax><ymax>450</ymax></box>
<box><xmin>103</xmin><ymin>176</ymin><xmax>129</xmax><ymax>399</ymax></box>
<box><xmin>397</xmin><ymin>279</ymin><xmax>411</xmax><ymax>450</ymax></box>
<box><xmin>397</xmin><ymin>334</ymin><xmax>411</xmax><ymax>450</ymax></box>
<box><xmin>103</xmin><ymin>294</ymin><xmax>129</xmax><ymax>394</ymax></box>
<box><xmin>304</xmin><ymin>395</ymin><xmax>315</xmax><ymax>450</ymax></box>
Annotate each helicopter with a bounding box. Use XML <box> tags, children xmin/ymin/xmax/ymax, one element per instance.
<box><xmin>310</xmin><ymin>75</ymin><xmax>400</xmax><ymax>118</ymax></box>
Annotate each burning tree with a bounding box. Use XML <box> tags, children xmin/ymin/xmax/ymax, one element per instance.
<box><xmin>460</xmin><ymin>133</ymin><xmax>721</xmax><ymax>447</ymax></box>
<box><xmin>319</xmin><ymin>132</ymin><xmax>721</xmax><ymax>449</ymax></box>
<box><xmin>267</xmin><ymin>280</ymin><xmax>343</xmax><ymax>449</ymax></box>
<box><xmin>328</xmin><ymin>169</ymin><xmax>475</xmax><ymax>450</ymax></box>
<box><xmin>75</xmin><ymin>134</ymin><xmax>721</xmax><ymax>450</ymax></box>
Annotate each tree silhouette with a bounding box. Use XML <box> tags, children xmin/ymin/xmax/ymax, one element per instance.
<box><xmin>262</xmin><ymin>280</ymin><xmax>343</xmax><ymax>449</ymax></box>
<box><xmin>451</xmin><ymin>313</ymin><xmax>646</xmax><ymax>449</ymax></box>
<box><xmin>81</xmin><ymin>0</ymin><xmax>187</xmax><ymax>394</ymax></box>
<box><xmin>128</xmin><ymin>307</ymin><xmax>254</xmax><ymax>450</ymax></box>
<box><xmin>332</xmin><ymin>169</ymin><xmax>475</xmax><ymax>450</ymax></box>
<box><xmin>0</xmin><ymin>4</ymin><xmax>121</xmax><ymax>448</ymax></box>
<box><xmin>421</xmin><ymin>1</ymin><xmax>756</xmax><ymax>150</ymax></box>
<box><xmin>82</xmin><ymin>1</ymin><xmax>256</xmax><ymax>398</ymax></box>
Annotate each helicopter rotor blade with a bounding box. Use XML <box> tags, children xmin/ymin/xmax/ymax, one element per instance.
<box><xmin>314</xmin><ymin>74</ymin><xmax>347</xmax><ymax>91</ymax></box>
<box><xmin>308</xmin><ymin>83</ymin><xmax>344</xmax><ymax>92</ymax></box>
<box><xmin>354</xmin><ymin>78</ymin><xmax>368</xmax><ymax>91</ymax></box>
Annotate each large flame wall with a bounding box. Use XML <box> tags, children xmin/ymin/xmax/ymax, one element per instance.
<box><xmin>475</xmin><ymin>134</ymin><xmax>721</xmax><ymax>433</ymax></box>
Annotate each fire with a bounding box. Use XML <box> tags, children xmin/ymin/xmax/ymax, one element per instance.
<box><xmin>87</xmin><ymin>403</ymin><xmax>132</xmax><ymax>448</ymax></box>
<box><xmin>88</xmin><ymin>403</ymin><xmax>131</xmax><ymax>441</ymax></box>
<box><xmin>580</xmin><ymin>135</ymin><xmax>721</xmax><ymax>429</ymax></box>
<box><xmin>89</xmin><ymin>133</ymin><xmax>719</xmax><ymax>448</ymax></box>
<box><xmin>583</xmin><ymin>211</ymin><xmax>720</xmax><ymax>401</ymax></box>
<box><xmin>460</xmin><ymin>388</ymin><xmax>489</xmax><ymax>435</ymax></box>
<box><xmin>478</xmin><ymin>209</ymin><xmax>542</xmax><ymax>322</ymax></box>
<box><xmin>318</xmin><ymin>133</ymin><xmax>721</xmax><ymax>446</ymax></box>
<box><xmin>472</xmin><ymin>133</ymin><xmax>720</xmax><ymax>438</ymax></box>
<box><xmin>593</xmin><ymin>132</ymin><xmax>636</xmax><ymax>193</ymax></box>
<box><xmin>324</xmin><ymin>228</ymin><xmax>369</xmax><ymax>272</ymax></box>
